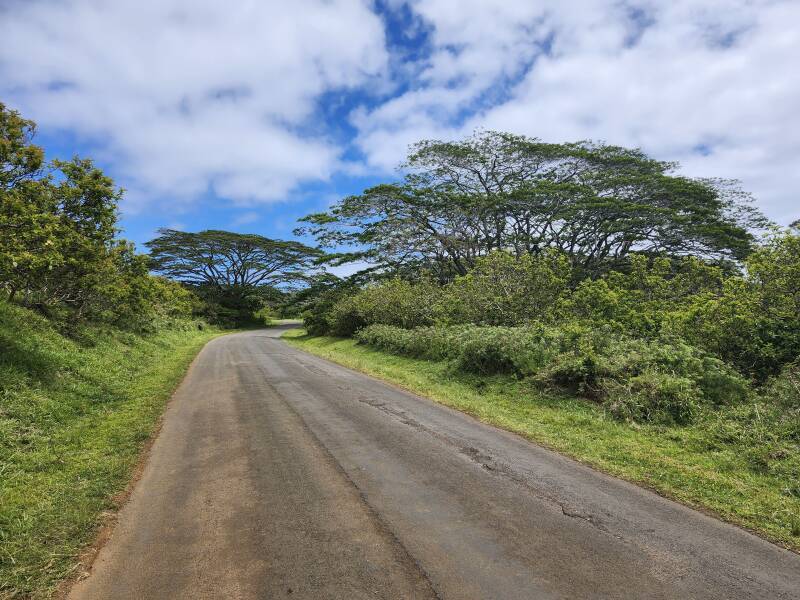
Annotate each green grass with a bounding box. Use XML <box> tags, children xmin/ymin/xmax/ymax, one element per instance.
<box><xmin>268</xmin><ymin>319</ymin><xmax>303</xmax><ymax>326</ymax></box>
<box><xmin>0</xmin><ymin>301</ymin><xmax>224</xmax><ymax>599</ymax></box>
<box><xmin>284</xmin><ymin>329</ymin><xmax>800</xmax><ymax>552</ymax></box>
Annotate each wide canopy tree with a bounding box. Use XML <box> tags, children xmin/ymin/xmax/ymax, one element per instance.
<box><xmin>145</xmin><ymin>229</ymin><xmax>322</xmax><ymax>298</ymax></box>
<box><xmin>298</xmin><ymin>131</ymin><xmax>767</xmax><ymax>280</ymax></box>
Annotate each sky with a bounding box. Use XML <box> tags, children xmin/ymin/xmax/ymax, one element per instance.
<box><xmin>1</xmin><ymin>0</ymin><xmax>798</xmax><ymax>252</ymax></box>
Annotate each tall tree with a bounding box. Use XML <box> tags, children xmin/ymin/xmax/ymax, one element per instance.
<box><xmin>298</xmin><ymin>131</ymin><xmax>767</xmax><ymax>279</ymax></box>
<box><xmin>0</xmin><ymin>102</ymin><xmax>43</xmax><ymax>189</ymax></box>
<box><xmin>1</xmin><ymin>102</ymin><xmax>122</xmax><ymax>309</ymax></box>
<box><xmin>145</xmin><ymin>229</ymin><xmax>321</xmax><ymax>299</ymax></box>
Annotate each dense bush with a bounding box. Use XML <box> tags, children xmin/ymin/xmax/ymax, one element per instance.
<box><xmin>0</xmin><ymin>103</ymin><xmax>203</xmax><ymax>333</ymax></box>
<box><xmin>354</xmin><ymin>323</ymin><xmax>490</xmax><ymax>362</ymax></box>
<box><xmin>561</xmin><ymin>255</ymin><xmax>725</xmax><ymax>336</ymax></box>
<box><xmin>671</xmin><ymin>231</ymin><xmax>800</xmax><ymax>379</ymax></box>
<box><xmin>441</xmin><ymin>251</ymin><xmax>570</xmax><ymax>325</ymax></box>
<box><xmin>603</xmin><ymin>372</ymin><xmax>703</xmax><ymax>425</ymax></box>
<box><xmin>356</xmin><ymin>323</ymin><xmax>750</xmax><ymax>424</ymax></box>
<box><xmin>326</xmin><ymin>278</ymin><xmax>441</xmax><ymax>336</ymax></box>
<box><xmin>311</xmin><ymin>229</ymin><xmax>800</xmax><ymax>385</ymax></box>
<box><xmin>304</xmin><ymin>288</ymin><xmax>347</xmax><ymax>335</ymax></box>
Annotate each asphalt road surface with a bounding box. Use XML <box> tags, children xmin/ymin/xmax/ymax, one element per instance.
<box><xmin>69</xmin><ymin>327</ymin><xmax>800</xmax><ymax>600</ymax></box>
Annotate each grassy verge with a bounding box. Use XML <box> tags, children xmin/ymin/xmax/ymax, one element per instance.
<box><xmin>283</xmin><ymin>329</ymin><xmax>800</xmax><ymax>551</ymax></box>
<box><xmin>268</xmin><ymin>319</ymin><xmax>303</xmax><ymax>326</ymax></box>
<box><xmin>0</xmin><ymin>301</ymin><xmax>225</xmax><ymax>599</ymax></box>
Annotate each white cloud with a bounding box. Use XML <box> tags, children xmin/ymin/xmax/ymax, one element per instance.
<box><xmin>0</xmin><ymin>0</ymin><xmax>387</xmax><ymax>208</ymax></box>
<box><xmin>2</xmin><ymin>0</ymin><xmax>798</xmax><ymax>225</ymax></box>
<box><xmin>354</xmin><ymin>0</ymin><xmax>800</xmax><ymax>224</ymax></box>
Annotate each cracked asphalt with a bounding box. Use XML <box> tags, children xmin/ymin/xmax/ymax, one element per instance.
<box><xmin>69</xmin><ymin>327</ymin><xmax>800</xmax><ymax>599</ymax></box>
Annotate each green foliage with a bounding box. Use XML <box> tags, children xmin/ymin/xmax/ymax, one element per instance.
<box><xmin>452</xmin><ymin>325</ymin><xmax>560</xmax><ymax>376</ymax></box>
<box><xmin>355</xmin><ymin>323</ymin><xmax>750</xmax><ymax>425</ymax></box>
<box><xmin>0</xmin><ymin>104</ymin><xmax>200</xmax><ymax>332</ymax></box>
<box><xmin>561</xmin><ymin>255</ymin><xmax>725</xmax><ymax>336</ymax></box>
<box><xmin>670</xmin><ymin>231</ymin><xmax>800</xmax><ymax>379</ymax></box>
<box><xmin>299</xmin><ymin>130</ymin><xmax>765</xmax><ymax>280</ymax></box>
<box><xmin>253</xmin><ymin>306</ymin><xmax>275</xmax><ymax>326</ymax></box>
<box><xmin>0</xmin><ymin>102</ymin><xmax>44</xmax><ymax>189</ymax></box>
<box><xmin>325</xmin><ymin>278</ymin><xmax>441</xmax><ymax>336</ymax></box>
<box><xmin>442</xmin><ymin>251</ymin><xmax>570</xmax><ymax>325</ymax></box>
<box><xmin>356</xmin><ymin>324</ymin><xmax>480</xmax><ymax>362</ymax></box>
<box><xmin>93</xmin><ymin>247</ymin><xmax>201</xmax><ymax>331</ymax></box>
<box><xmin>310</xmin><ymin>229</ymin><xmax>800</xmax><ymax>384</ymax></box>
<box><xmin>0</xmin><ymin>300</ymin><xmax>220</xmax><ymax>597</ymax></box>
<box><xmin>1</xmin><ymin>155</ymin><xmax>121</xmax><ymax>310</ymax></box>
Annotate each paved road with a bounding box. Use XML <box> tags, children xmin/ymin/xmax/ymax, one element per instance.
<box><xmin>70</xmin><ymin>327</ymin><xmax>800</xmax><ymax>600</ymax></box>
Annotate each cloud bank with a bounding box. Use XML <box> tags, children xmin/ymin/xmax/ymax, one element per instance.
<box><xmin>0</xmin><ymin>0</ymin><xmax>387</xmax><ymax>207</ymax></box>
<box><xmin>1</xmin><ymin>0</ymin><xmax>798</xmax><ymax>223</ymax></box>
<box><xmin>355</xmin><ymin>0</ymin><xmax>800</xmax><ymax>224</ymax></box>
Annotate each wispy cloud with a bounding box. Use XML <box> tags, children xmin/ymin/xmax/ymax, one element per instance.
<box><xmin>229</xmin><ymin>211</ymin><xmax>260</xmax><ymax>229</ymax></box>
<box><xmin>355</xmin><ymin>0</ymin><xmax>800</xmax><ymax>223</ymax></box>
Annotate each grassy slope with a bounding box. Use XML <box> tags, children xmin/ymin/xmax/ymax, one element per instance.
<box><xmin>284</xmin><ymin>330</ymin><xmax>800</xmax><ymax>551</ymax></box>
<box><xmin>0</xmin><ymin>302</ymin><xmax>223</xmax><ymax>599</ymax></box>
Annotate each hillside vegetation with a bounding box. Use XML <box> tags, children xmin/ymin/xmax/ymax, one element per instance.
<box><xmin>0</xmin><ymin>301</ymin><xmax>222</xmax><ymax>597</ymax></box>
<box><xmin>285</xmin><ymin>329</ymin><xmax>800</xmax><ymax>548</ymax></box>
<box><xmin>293</xmin><ymin>131</ymin><xmax>800</xmax><ymax>548</ymax></box>
<box><xmin>0</xmin><ymin>103</ymin><xmax>253</xmax><ymax>599</ymax></box>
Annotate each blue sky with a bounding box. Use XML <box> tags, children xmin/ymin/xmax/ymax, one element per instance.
<box><xmin>1</xmin><ymin>0</ymin><xmax>798</xmax><ymax>255</ymax></box>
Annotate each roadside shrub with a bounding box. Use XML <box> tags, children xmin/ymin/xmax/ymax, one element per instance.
<box><xmin>327</xmin><ymin>278</ymin><xmax>441</xmax><ymax>336</ymax></box>
<box><xmin>538</xmin><ymin>332</ymin><xmax>749</xmax><ymax>407</ymax></box>
<box><xmin>533</xmin><ymin>325</ymin><xmax>612</xmax><ymax>394</ymax></box>
<box><xmin>396</xmin><ymin>326</ymin><xmax>470</xmax><ymax>361</ymax></box>
<box><xmin>603</xmin><ymin>372</ymin><xmax>703</xmax><ymax>425</ymax></box>
<box><xmin>357</xmin><ymin>323</ymin><xmax>750</xmax><ymax>424</ymax></box>
<box><xmin>454</xmin><ymin>325</ymin><xmax>561</xmax><ymax>376</ymax></box>
<box><xmin>356</xmin><ymin>324</ymin><xmax>475</xmax><ymax>361</ymax></box>
<box><xmin>326</xmin><ymin>294</ymin><xmax>368</xmax><ymax>336</ymax></box>
<box><xmin>455</xmin><ymin>327</ymin><xmax>519</xmax><ymax>374</ymax></box>
<box><xmin>302</xmin><ymin>286</ymin><xmax>351</xmax><ymax>336</ymax></box>
<box><xmin>355</xmin><ymin>324</ymin><xmax>414</xmax><ymax>353</ymax></box>
<box><xmin>441</xmin><ymin>251</ymin><xmax>571</xmax><ymax>326</ymax></box>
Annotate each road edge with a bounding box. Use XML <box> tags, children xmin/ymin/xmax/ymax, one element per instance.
<box><xmin>53</xmin><ymin>332</ymin><xmax>230</xmax><ymax>600</ymax></box>
<box><xmin>281</xmin><ymin>330</ymin><xmax>800</xmax><ymax>556</ymax></box>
